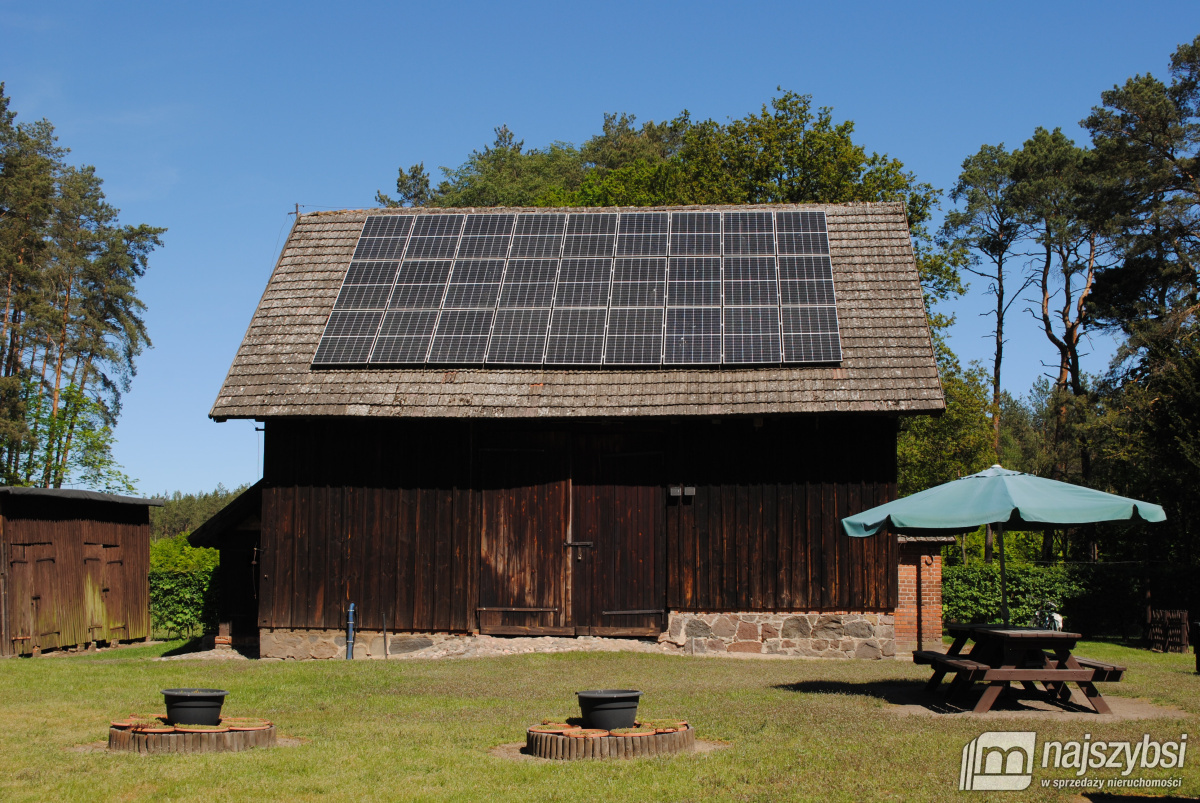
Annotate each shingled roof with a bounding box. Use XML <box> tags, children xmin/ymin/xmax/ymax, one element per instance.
<box><xmin>210</xmin><ymin>203</ymin><xmax>943</xmax><ymax>420</ymax></box>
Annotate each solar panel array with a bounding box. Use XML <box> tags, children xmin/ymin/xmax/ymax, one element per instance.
<box><xmin>312</xmin><ymin>209</ymin><xmax>841</xmax><ymax>366</ymax></box>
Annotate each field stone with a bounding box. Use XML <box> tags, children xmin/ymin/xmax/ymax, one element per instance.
<box><xmin>761</xmin><ymin>622</ymin><xmax>779</xmax><ymax>639</ymax></box>
<box><xmin>855</xmin><ymin>640</ymin><xmax>883</xmax><ymax>660</ymax></box>
<box><xmin>735</xmin><ymin>621</ymin><xmax>759</xmax><ymax>641</ymax></box>
<box><xmin>844</xmin><ymin>620</ymin><xmax>873</xmax><ymax>638</ymax></box>
<box><xmin>310</xmin><ymin>640</ymin><xmax>337</xmax><ymax>659</ymax></box>
<box><xmin>685</xmin><ymin>619</ymin><xmax>712</xmax><ymax>639</ymax></box>
<box><xmin>706</xmin><ymin>638</ymin><xmax>728</xmax><ymax>652</ymax></box>
<box><xmin>286</xmin><ymin>639</ymin><xmax>311</xmax><ymax>660</ymax></box>
<box><xmin>813</xmin><ymin>615</ymin><xmax>844</xmax><ymax>640</ymax></box>
<box><xmin>728</xmin><ymin>641</ymin><xmax>761</xmax><ymax>653</ymax></box>
<box><xmin>390</xmin><ymin>636</ymin><xmax>434</xmax><ymax>653</ymax></box>
<box><xmin>781</xmin><ymin>616</ymin><xmax>811</xmax><ymax>639</ymax></box>
<box><xmin>711</xmin><ymin>616</ymin><xmax>737</xmax><ymax>639</ymax></box>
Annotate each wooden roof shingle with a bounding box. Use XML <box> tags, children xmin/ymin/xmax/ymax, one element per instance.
<box><xmin>210</xmin><ymin>202</ymin><xmax>944</xmax><ymax>420</ymax></box>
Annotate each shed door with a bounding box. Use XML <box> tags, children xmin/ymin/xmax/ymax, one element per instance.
<box><xmin>102</xmin><ymin>544</ymin><xmax>126</xmax><ymax>641</ymax></box>
<box><xmin>30</xmin><ymin>543</ymin><xmax>60</xmax><ymax>651</ymax></box>
<box><xmin>477</xmin><ymin>447</ymin><xmax>572</xmax><ymax>635</ymax></box>
<box><xmin>83</xmin><ymin>542</ymin><xmax>105</xmax><ymax>643</ymax></box>
<box><xmin>7</xmin><ymin>543</ymin><xmax>36</xmax><ymax>655</ymax></box>
<box><xmin>571</xmin><ymin>451</ymin><xmax>665</xmax><ymax>637</ymax></box>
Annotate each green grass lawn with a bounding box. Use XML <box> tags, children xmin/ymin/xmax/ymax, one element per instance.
<box><xmin>0</xmin><ymin>641</ymin><xmax>1195</xmax><ymax>801</ymax></box>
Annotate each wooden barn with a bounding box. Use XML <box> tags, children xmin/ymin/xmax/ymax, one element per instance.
<box><xmin>196</xmin><ymin>202</ymin><xmax>950</xmax><ymax>659</ymax></box>
<box><xmin>0</xmin><ymin>488</ymin><xmax>159</xmax><ymax>656</ymax></box>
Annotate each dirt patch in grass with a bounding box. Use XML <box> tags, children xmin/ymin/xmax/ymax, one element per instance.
<box><xmin>779</xmin><ymin>678</ymin><xmax>1192</xmax><ymax>720</ymax></box>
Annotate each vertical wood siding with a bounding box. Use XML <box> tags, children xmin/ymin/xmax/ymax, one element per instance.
<box><xmin>261</xmin><ymin>420</ymin><xmax>477</xmax><ymax>633</ymax></box>
<box><xmin>259</xmin><ymin>416</ymin><xmax>898</xmax><ymax>635</ymax></box>
<box><xmin>664</xmin><ymin>417</ymin><xmax>898</xmax><ymax>612</ymax></box>
<box><xmin>2</xmin><ymin>498</ymin><xmax>151</xmax><ymax>655</ymax></box>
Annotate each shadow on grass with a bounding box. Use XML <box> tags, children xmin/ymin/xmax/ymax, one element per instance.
<box><xmin>773</xmin><ymin>679</ymin><xmax>1099</xmax><ymax>715</ymax></box>
<box><xmin>158</xmin><ymin>638</ymin><xmax>260</xmax><ymax>660</ymax></box>
<box><xmin>160</xmin><ymin>638</ymin><xmax>206</xmax><ymax>657</ymax></box>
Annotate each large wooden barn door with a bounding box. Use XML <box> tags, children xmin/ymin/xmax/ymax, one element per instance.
<box><xmin>571</xmin><ymin>447</ymin><xmax>665</xmax><ymax>637</ymax></box>
<box><xmin>477</xmin><ymin>443</ymin><xmax>572</xmax><ymax>636</ymax></box>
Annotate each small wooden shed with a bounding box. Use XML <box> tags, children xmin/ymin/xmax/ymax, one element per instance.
<box><xmin>0</xmin><ymin>488</ymin><xmax>160</xmax><ymax>656</ymax></box>
<box><xmin>200</xmin><ymin>202</ymin><xmax>951</xmax><ymax>658</ymax></box>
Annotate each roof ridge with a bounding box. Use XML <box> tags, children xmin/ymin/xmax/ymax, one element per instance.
<box><xmin>299</xmin><ymin>201</ymin><xmax>907</xmax><ymax>219</ymax></box>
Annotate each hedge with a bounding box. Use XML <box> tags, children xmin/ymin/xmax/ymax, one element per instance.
<box><xmin>148</xmin><ymin>535</ymin><xmax>219</xmax><ymax>638</ymax></box>
<box><xmin>943</xmin><ymin>561</ymin><xmax>1197</xmax><ymax>637</ymax></box>
<box><xmin>942</xmin><ymin>564</ymin><xmax>1082</xmax><ymax>627</ymax></box>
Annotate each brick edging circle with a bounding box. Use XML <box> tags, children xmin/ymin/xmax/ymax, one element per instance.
<box><xmin>525</xmin><ymin>725</ymin><xmax>694</xmax><ymax>759</ymax></box>
<box><xmin>107</xmin><ymin>725</ymin><xmax>277</xmax><ymax>753</ymax></box>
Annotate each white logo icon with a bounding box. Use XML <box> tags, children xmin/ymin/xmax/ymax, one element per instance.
<box><xmin>961</xmin><ymin>732</ymin><xmax>1037</xmax><ymax>791</ymax></box>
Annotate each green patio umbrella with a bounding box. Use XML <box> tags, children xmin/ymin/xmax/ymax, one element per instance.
<box><xmin>841</xmin><ymin>465</ymin><xmax>1166</xmax><ymax>625</ymax></box>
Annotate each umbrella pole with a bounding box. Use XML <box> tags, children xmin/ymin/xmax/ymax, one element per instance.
<box><xmin>998</xmin><ymin>526</ymin><xmax>1009</xmax><ymax>626</ymax></box>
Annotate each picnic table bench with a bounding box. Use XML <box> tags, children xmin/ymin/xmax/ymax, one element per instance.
<box><xmin>915</xmin><ymin>624</ymin><xmax>1125</xmax><ymax>714</ymax></box>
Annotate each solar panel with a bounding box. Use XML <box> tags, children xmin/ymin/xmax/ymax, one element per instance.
<box><xmin>313</xmin><ymin>208</ymin><xmax>842</xmax><ymax>367</ymax></box>
<box><xmin>546</xmin><ymin>307</ymin><xmax>606</xmax><ymax>364</ymax></box>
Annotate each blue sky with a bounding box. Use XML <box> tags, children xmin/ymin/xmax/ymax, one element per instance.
<box><xmin>0</xmin><ymin>2</ymin><xmax>1195</xmax><ymax>494</ymax></box>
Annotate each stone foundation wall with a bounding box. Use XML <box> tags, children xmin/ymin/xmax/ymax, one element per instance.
<box><xmin>895</xmin><ymin>542</ymin><xmax>945</xmax><ymax>653</ymax></box>
<box><xmin>259</xmin><ymin>629</ymin><xmax>461</xmax><ymax>660</ymax></box>
<box><xmin>665</xmin><ymin>612</ymin><xmax>895</xmax><ymax>659</ymax></box>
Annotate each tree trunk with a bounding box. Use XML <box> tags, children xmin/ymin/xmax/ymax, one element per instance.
<box><xmin>51</xmin><ymin>283</ymin><xmax>72</xmax><ymax>417</ymax></box>
<box><xmin>992</xmin><ymin>256</ymin><xmax>1004</xmax><ymax>455</ymax></box>
<box><xmin>0</xmin><ymin>267</ymin><xmax>13</xmax><ymax>371</ymax></box>
<box><xmin>54</xmin><ymin>355</ymin><xmax>91</xmax><ymax>486</ymax></box>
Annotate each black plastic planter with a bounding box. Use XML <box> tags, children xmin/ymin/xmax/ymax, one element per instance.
<box><xmin>161</xmin><ymin>688</ymin><xmax>229</xmax><ymax>726</ymax></box>
<box><xmin>576</xmin><ymin>689</ymin><xmax>643</xmax><ymax>730</ymax></box>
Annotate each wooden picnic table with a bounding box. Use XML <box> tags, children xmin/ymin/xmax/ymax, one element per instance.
<box><xmin>913</xmin><ymin>623</ymin><xmax>1125</xmax><ymax>714</ymax></box>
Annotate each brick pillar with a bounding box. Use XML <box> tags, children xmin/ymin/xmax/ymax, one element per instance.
<box><xmin>894</xmin><ymin>542</ymin><xmax>944</xmax><ymax>653</ymax></box>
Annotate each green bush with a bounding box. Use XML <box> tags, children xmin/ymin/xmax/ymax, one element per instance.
<box><xmin>943</xmin><ymin>561</ymin><xmax>1196</xmax><ymax>637</ymax></box>
<box><xmin>942</xmin><ymin>563</ymin><xmax>1083</xmax><ymax>626</ymax></box>
<box><xmin>149</xmin><ymin>534</ymin><xmax>219</xmax><ymax>638</ymax></box>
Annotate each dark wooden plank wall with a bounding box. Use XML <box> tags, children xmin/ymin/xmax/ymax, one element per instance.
<box><xmin>261</xmin><ymin>416</ymin><xmax>898</xmax><ymax>634</ymax></box>
<box><xmin>1</xmin><ymin>498</ymin><xmax>150</xmax><ymax>656</ymax></box>
<box><xmin>262</xmin><ymin>420</ymin><xmax>477</xmax><ymax>633</ymax></box>
<box><xmin>664</xmin><ymin>417</ymin><xmax>898</xmax><ymax>612</ymax></box>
